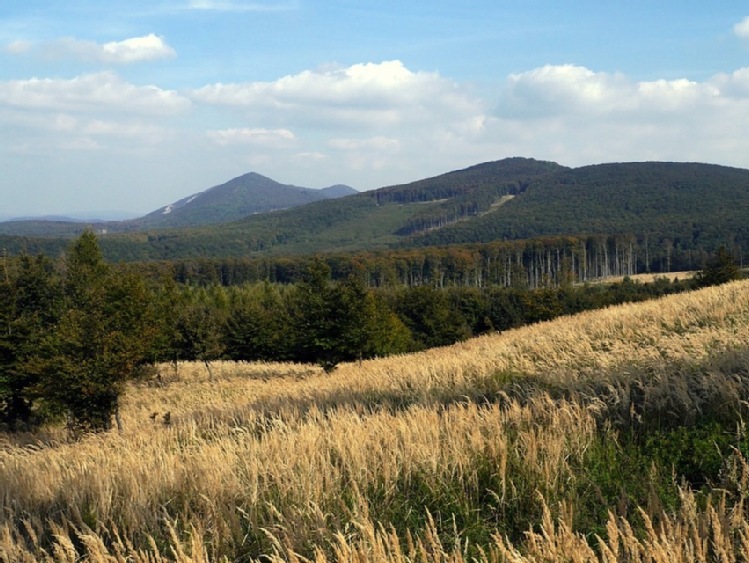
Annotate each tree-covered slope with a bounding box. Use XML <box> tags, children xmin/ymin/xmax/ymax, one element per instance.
<box><xmin>407</xmin><ymin>161</ymin><xmax>749</xmax><ymax>250</ymax></box>
<box><xmin>129</xmin><ymin>172</ymin><xmax>358</xmax><ymax>229</ymax></box>
<box><xmin>0</xmin><ymin>173</ymin><xmax>358</xmax><ymax>236</ymax></box>
<box><xmin>2</xmin><ymin>159</ymin><xmax>748</xmax><ymax>262</ymax></box>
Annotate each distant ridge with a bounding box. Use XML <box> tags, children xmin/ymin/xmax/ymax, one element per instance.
<box><xmin>128</xmin><ymin>172</ymin><xmax>358</xmax><ymax>229</ymax></box>
<box><xmin>0</xmin><ymin>172</ymin><xmax>358</xmax><ymax>236</ymax></box>
<box><xmin>2</xmin><ymin>158</ymin><xmax>749</xmax><ymax>264</ymax></box>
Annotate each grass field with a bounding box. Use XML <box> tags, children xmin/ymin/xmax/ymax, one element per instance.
<box><xmin>2</xmin><ymin>280</ymin><xmax>749</xmax><ymax>561</ymax></box>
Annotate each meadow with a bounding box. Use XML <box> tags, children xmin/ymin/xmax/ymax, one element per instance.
<box><xmin>2</xmin><ymin>280</ymin><xmax>749</xmax><ymax>561</ymax></box>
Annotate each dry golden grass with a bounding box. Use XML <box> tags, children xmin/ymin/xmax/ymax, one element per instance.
<box><xmin>590</xmin><ymin>271</ymin><xmax>696</xmax><ymax>284</ymax></box>
<box><xmin>1</xmin><ymin>280</ymin><xmax>749</xmax><ymax>561</ymax></box>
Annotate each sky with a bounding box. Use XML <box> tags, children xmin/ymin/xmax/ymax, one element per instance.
<box><xmin>2</xmin><ymin>1</ymin><xmax>749</xmax><ymax>218</ymax></box>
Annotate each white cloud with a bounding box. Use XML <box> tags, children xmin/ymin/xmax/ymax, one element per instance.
<box><xmin>0</xmin><ymin>72</ymin><xmax>190</xmax><ymax>114</ymax></box>
<box><xmin>6</xmin><ymin>56</ymin><xmax>749</xmax><ymax>216</ymax></box>
<box><xmin>100</xmin><ymin>34</ymin><xmax>176</xmax><ymax>63</ymax></box>
<box><xmin>58</xmin><ymin>137</ymin><xmax>103</xmax><ymax>151</ymax></box>
<box><xmin>293</xmin><ymin>151</ymin><xmax>327</xmax><ymax>162</ymax></box>
<box><xmin>734</xmin><ymin>16</ymin><xmax>749</xmax><ymax>41</ymax></box>
<box><xmin>499</xmin><ymin>65</ymin><xmax>634</xmax><ymax>117</ymax></box>
<box><xmin>0</xmin><ymin>72</ymin><xmax>185</xmax><ymax>156</ymax></box>
<box><xmin>498</xmin><ymin>64</ymin><xmax>726</xmax><ymax>118</ymax></box>
<box><xmin>188</xmin><ymin>60</ymin><xmax>749</xmax><ymax>188</ymax></box>
<box><xmin>207</xmin><ymin>127</ymin><xmax>296</xmax><ymax>147</ymax></box>
<box><xmin>489</xmin><ymin>64</ymin><xmax>749</xmax><ymax>169</ymax></box>
<box><xmin>191</xmin><ymin>60</ymin><xmax>483</xmax><ymax>129</ymax></box>
<box><xmin>8</xmin><ymin>34</ymin><xmax>176</xmax><ymax>64</ymax></box>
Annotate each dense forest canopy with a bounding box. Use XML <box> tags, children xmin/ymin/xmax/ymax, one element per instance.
<box><xmin>2</xmin><ymin>159</ymin><xmax>747</xmax><ymax>270</ymax></box>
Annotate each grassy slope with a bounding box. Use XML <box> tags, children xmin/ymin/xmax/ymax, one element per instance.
<box><xmin>3</xmin><ymin>280</ymin><xmax>749</xmax><ymax>561</ymax></box>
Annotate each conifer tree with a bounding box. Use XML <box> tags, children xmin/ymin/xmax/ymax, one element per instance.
<box><xmin>0</xmin><ymin>255</ymin><xmax>61</xmax><ymax>428</ymax></box>
<box><xmin>694</xmin><ymin>246</ymin><xmax>741</xmax><ymax>288</ymax></box>
<box><xmin>35</xmin><ymin>231</ymin><xmax>153</xmax><ymax>433</ymax></box>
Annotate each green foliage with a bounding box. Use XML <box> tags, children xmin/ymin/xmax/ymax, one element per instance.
<box><xmin>694</xmin><ymin>246</ymin><xmax>741</xmax><ymax>287</ymax></box>
<box><xmin>394</xmin><ymin>286</ymin><xmax>471</xmax><ymax>350</ymax></box>
<box><xmin>3</xmin><ymin>161</ymin><xmax>749</xmax><ymax>270</ymax></box>
<box><xmin>174</xmin><ymin>304</ymin><xmax>227</xmax><ymax>376</ymax></box>
<box><xmin>288</xmin><ymin>260</ymin><xmax>375</xmax><ymax>371</ymax></box>
<box><xmin>225</xmin><ymin>283</ymin><xmax>291</xmax><ymax>361</ymax></box>
<box><xmin>0</xmin><ymin>254</ymin><xmax>61</xmax><ymax>428</ymax></box>
<box><xmin>41</xmin><ymin>233</ymin><xmax>155</xmax><ymax>432</ymax></box>
<box><xmin>0</xmin><ymin>232</ymin><xmax>155</xmax><ymax>433</ymax></box>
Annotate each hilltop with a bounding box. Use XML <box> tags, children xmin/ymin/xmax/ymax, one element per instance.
<box><xmin>1</xmin><ymin>158</ymin><xmax>748</xmax><ymax>266</ymax></box>
<box><xmin>0</xmin><ymin>172</ymin><xmax>357</xmax><ymax>236</ymax></box>
<box><xmin>128</xmin><ymin>173</ymin><xmax>357</xmax><ymax>229</ymax></box>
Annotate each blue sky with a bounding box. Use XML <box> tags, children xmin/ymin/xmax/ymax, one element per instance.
<box><xmin>2</xmin><ymin>1</ymin><xmax>749</xmax><ymax>217</ymax></box>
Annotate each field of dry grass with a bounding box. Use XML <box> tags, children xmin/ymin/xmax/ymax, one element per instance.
<box><xmin>2</xmin><ymin>280</ymin><xmax>749</xmax><ymax>561</ymax></box>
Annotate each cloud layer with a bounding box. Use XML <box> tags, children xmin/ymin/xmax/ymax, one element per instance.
<box><xmin>3</xmin><ymin>14</ymin><xmax>749</xmax><ymax>215</ymax></box>
<box><xmin>6</xmin><ymin>34</ymin><xmax>176</xmax><ymax>64</ymax></box>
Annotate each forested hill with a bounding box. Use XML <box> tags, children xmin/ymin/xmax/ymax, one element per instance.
<box><xmin>407</xmin><ymin>161</ymin><xmax>749</xmax><ymax>249</ymax></box>
<box><xmin>0</xmin><ymin>173</ymin><xmax>357</xmax><ymax>236</ymax></box>
<box><xmin>128</xmin><ymin>173</ymin><xmax>357</xmax><ymax>229</ymax></box>
<box><xmin>372</xmin><ymin>157</ymin><xmax>566</xmax><ymax>204</ymax></box>
<box><xmin>1</xmin><ymin>158</ymin><xmax>748</xmax><ymax>263</ymax></box>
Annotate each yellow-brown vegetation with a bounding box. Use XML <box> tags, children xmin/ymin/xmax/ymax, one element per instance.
<box><xmin>2</xmin><ymin>280</ymin><xmax>749</xmax><ymax>561</ymax></box>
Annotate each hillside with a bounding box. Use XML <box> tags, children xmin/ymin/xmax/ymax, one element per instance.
<box><xmin>0</xmin><ymin>172</ymin><xmax>357</xmax><ymax>236</ymax></box>
<box><xmin>128</xmin><ymin>172</ymin><xmax>358</xmax><ymax>229</ymax></box>
<box><xmin>120</xmin><ymin>159</ymin><xmax>749</xmax><ymax>261</ymax></box>
<box><xmin>108</xmin><ymin>157</ymin><xmax>567</xmax><ymax>259</ymax></box>
<box><xmin>409</xmin><ymin>161</ymin><xmax>749</xmax><ymax>248</ymax></box>
<box><xmin>2</xmin><ymin>158</ymin><xmax>748</xmax><ymax>265</ymax></box>
<box><xmin>3</xmin><ymin>281</ymin><xmax>749</xmax><ymax>560</ymax></box>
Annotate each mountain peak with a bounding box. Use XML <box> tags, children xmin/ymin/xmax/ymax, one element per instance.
<box><xmin>132</xmin><ymin>172</ymin><xmax>356</xmax><ymax>229</ymax></box>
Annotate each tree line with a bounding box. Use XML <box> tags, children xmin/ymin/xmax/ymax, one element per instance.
<box><xmin>1</xmin><ymin>232</ymin><xmax>740</xmax><ymax>434</ymax></box>
<box><xmin>130</xmin><ymin>235</ymin><xmax>744</xmax><ymax>289</ymax></box>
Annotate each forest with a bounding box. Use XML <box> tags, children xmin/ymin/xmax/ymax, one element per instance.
<box><xmin>2</xmin><ymin>160</ymin><xmax>748</xmax><ymax>269</ymax></box>
<box><xmin>1</xmin><ymin>231</ymin><xmax>740</xmax><ymax>435</ymax></box>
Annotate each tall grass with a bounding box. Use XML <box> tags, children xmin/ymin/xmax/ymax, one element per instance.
<box><xmin>1</xmin><ymin>280</ymin><xmax>749</xmax><ymax>561</ymax></box>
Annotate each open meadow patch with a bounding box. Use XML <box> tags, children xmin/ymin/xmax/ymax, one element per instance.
<box><xmin>2</xmin><ymin>281</ymin><xmax>749</xmax><ymax>561</ymax></box>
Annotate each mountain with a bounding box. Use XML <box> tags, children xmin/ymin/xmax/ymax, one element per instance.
<box><xmin>406</xmin><ymin>161</ymin><xmax>749</xmax><ymax>248</ymax></box>
<box><xmin>128</xmin><ymin>173</ymin><xmax>358</xmax><ymax>229</ymax></box>
<box><xmin>320</xmin><ymin>185</ymin><xmax>359</xmax><ymax>198</ymax></box>
<box><xmin>0</xmin><ymin>173</ymin><xmax>357</xmax><ymax>236</ymax></box>
<box><xmin>2</xmin><ymin>158</ymin><xmax>748</xmax><ymax>264</ymax></box>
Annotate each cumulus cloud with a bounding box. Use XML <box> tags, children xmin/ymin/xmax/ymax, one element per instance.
<box><xmin>99</xmin><ymin>34</ymin><xmax>176</xmax><ymax>63</ymax></box>
<box><xmin>0</xmin><ymin>72</ymin><xmax>188</xmax><ymax>155</ymax></box>
<box><xmin>734</xmin><ymin>16</ymin><xmax>749</xmax><ymax>41</ymax></box>
<box><xmin>0</xmin><ymin>72</ymin><xmax>190</xmax><ymax>114</ymax></box>
<box><xmin>207</xmin><ymin>127</ymin><xmax>296</xmax><ymax>147</ymax></box>
<box><xmin>8</xmin><ymin>34</ymin><xmax>176</xmax><ymax>64</ymax></box>
<box><xmin>497</xmin><ymin>64</ymin><xmax>727</xmax><ymax>119</ymax></box>
<box><xmin>188</xmin><ymin>59</ymin><xmax>749</xmax><ymax>185</ymax></box>
<box><xmin>500</xmin><ymin>65</ymin><xmax>635</xmax><ymax>117</ymax></box>
<box><xmin>488</xmin><ymin>63</ymin><xmax>749</xmax><ymax>168</ymax></box>
<box><xmin>191</xmin><ymin>60</ymin><xmax>483</xmax><ymax>129</ymax></box>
